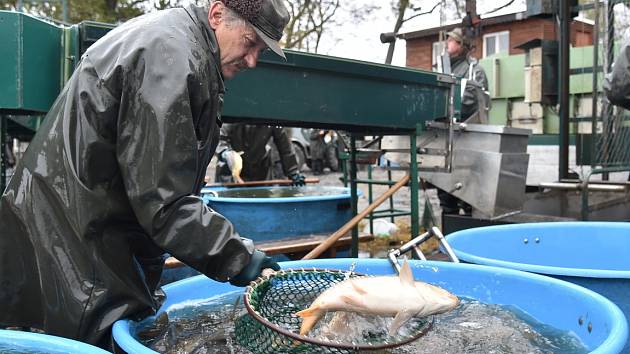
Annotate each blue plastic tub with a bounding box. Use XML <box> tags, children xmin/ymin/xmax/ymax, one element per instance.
<box><xmin>446</xmin><ymin>222</ymin><xmax>630</xmax><ymax>353</ymax></box>
<box><xmin>0</xmin><ymin>329</ymin><xmax>110</xmax><ymax>353</ymax></box>
<box><xmin>201</xmin><ymin>186</ymin><xmax>354</xmax><ymax>241</ymax></box>
<box><xmin>114</xmin><ymin>258</ymin><xmax>628</xmax><ymax>353</ymax></box>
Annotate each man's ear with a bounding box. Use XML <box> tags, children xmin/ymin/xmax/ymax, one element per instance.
<box><xmin>208</xmin><ymin>1</ymin><xmax>224</xmax><ymax>30</ymax></box>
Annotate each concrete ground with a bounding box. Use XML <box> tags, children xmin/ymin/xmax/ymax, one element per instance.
<box><xmin>206</xmin><ymin>144</ymin><xmax>629</xmax><ymax>234</ymax></box>
<box><xmin>205</xmin><ymin>146</ymin><xmax>629</xmax><ymax>259</ymax></box>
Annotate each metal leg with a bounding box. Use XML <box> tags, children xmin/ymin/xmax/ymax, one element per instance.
<box><xmin>350</xmin><ymin>135</ymin><xmax>359</xmax><ymax>258</ymax></box>
<box><xmin>368</xmin><ymin>164</ymin><xmax>373</xmax><ymax>235</ymax></box>
<box><xmin>410</xmin><ymin>134</ymin><xmax>419</xmax><ymax>239</ymax></box>
<box><xmin>387</xmin><ymin>160</ymin><xmax>395</xmax><ymax>223</ymax></box>
<box><xmin>1</xmin><ymin>115</ymin><xmax>6</xmax><ymax>193</ymax></box>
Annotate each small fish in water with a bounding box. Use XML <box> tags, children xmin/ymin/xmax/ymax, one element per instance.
<box><xmin>295</xmin><ymin>260</ymin><xmax>460</xmax><ymax>336</ymax></box>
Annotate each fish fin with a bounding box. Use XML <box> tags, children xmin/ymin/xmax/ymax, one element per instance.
<box><xmin>295</xmin><ymin>305</ymin><xmax>320</xmax><ymax>318</ymax></box>
<box><xmin>349</xmin><ymin>280</ymin><xmax>368</xmax><ymax>295</ymax></box>
<box><xmin>295</xmin><ymin>306</ymin><xmax>324</xmax><ymax>335</ymax></box>
<box><xmin>388</xmin><ymin>309</ymin><xmax>415</xmax><ymax>336</ymax></box>
<box><xmin>399</xmin><ymin>260</ymin><xmax>415</xmax><ymax>287</ymax></box>
<box><xmin>340</xmin><ymin>294</ymin><xmax>365</xmax><ymax>308</ymax></box>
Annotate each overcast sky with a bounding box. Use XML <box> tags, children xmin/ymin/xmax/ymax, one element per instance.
<box><xmin>169</xmin><ymin>0</ymin><xmax>527</xmax><ymax>66</ymax></box>
<box><xmin>314</xmin><ymin>0</ymin><xmax>527</xmax><ymax>66</ymax></box>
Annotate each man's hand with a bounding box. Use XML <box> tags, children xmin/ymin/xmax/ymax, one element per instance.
<box><xmin>289</xmin><ymin>172</ymin><xmax>306</xmax><ymax>187</ymax></box>
<box><xmin>222</xmin><ymin>150</ymin><xmax>244</xmax><ymax>183</ymax></box>
<box><xmin>229</xmin><ymin>250</ymin><xmax>279</xmax><ymax>287</ymax></box>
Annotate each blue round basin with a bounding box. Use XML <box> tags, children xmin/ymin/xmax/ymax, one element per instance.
<box><xmin>0</xmin><ymin>329</ymin><xmax>110</xmax><ymax>354</ymax></box>
<box><xmin>201</xmin><ymin>186</ymin><xmax>355</xmax><ymax>241</ymax></box>
<box><xmin>446</xmin><ymin>222</ymin><xmax>630</xmax><ymax>353</ymax></box>
<box><xmin>113</xmin><ymin>258</ymin><xmax>628</xmax><ymax>353</ymax></box>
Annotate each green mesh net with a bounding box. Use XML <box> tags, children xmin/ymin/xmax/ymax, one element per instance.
<box><xmin>234</xmin><ymin>268</ymin><xmax>433</xmax><ymax>353</ymax></box>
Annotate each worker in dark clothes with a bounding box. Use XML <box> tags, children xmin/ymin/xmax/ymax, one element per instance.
<box><xmin>603</xmin><ymin>40</ymin><xmax>630</xmax><ymax>181</ymax></box>
<box><xmin>437</xmin><ymin>27</ymin><xmax>491</xmax><ymax>215</ymax></box>
<box><xmin>0</xmin><ymin>0</ymin><xmax>288</xmax><ymax>348</ymax></box>
<box><xmin>445</xmin><ymin>27</ymin><xmax>490</xmax><ymax>122</ymax></box>
<box><xmin>309</xmin><ymin>129</ymin><xmax>339</xmax><ymax>175</ymax></box>
<box><xmin>215</xmin><ymin>123</ymin><xmax>305</xmax><ymax>185</ymax></box>
<box><xmin>604</xmin><ymin>41</ymin><xmax>630</xmax><ymax>109</ymax></box>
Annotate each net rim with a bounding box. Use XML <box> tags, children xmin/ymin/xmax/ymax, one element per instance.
<box><xmin>243</xmin><ymin>267</ymin><xmax>434</xmax><ymax>351</ymax></box>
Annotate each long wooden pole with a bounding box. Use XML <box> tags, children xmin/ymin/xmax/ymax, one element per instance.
<box><xmin>302</xmin><ymin>174</ymin><xmax>410</xmax><ymax>260</ymax></box>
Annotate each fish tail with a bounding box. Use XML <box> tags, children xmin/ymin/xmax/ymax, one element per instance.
<box><xmin>295</xmin><ymin>306</ymin><xmax>323</xmax><ymax>335</ymax></box>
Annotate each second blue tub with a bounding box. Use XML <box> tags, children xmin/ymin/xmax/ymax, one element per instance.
<box><xmin>201</xmin><ymin>186</ymin><xmax>354</xmax><ymax>241</ymax></box>
<box><xmin>446</xmin><ymin>222</ymin><xmax>630</xmax><ymax>353</ymax></box>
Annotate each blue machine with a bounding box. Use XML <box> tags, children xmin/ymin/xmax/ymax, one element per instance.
<box><xmin>447</xmin><ymin>222</ymin><xmax>630</xmax><ymax>353</ymax></box>
<box><xmin>113</xmin><ymin>259</ymin><xmax>628</xmax><ymax>354</ymax></box>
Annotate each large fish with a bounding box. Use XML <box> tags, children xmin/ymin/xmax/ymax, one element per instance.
<box><xmin>295</xmin><ymin>261</ymin><xmax>459</xmax><ymax>336</ymax></box>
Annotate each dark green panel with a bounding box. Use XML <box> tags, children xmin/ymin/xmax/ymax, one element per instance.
<box><xmin>0</xmin><ymin>12</ymin><xmax>21</xmax><ymax>110</ymax></box>
<box><xmin>0</xmin><ymin>11</ymin><xmax>63</xmax><ymax>113</ymax></box>
<box><xmin>77</xmin><ymin>21</ymin><xmax>115</xmax><ymax>56</ymax></box>
<box><xmin>224</xmin><ymin>50</ymin><xmax>457</xmax><ymax>132</ymax></box>
<box><xmin>7</xmin><ymin>115</ymin><xmax>44</xmax><ymax>138</ymax></box>
<box><xmin>528</xmin><ymin>134</ymin><xmax>577</xmax><ymax>146</ymax></box>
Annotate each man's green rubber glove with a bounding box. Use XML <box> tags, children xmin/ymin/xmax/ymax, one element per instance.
<box><xmin>229</xmin><ymin>250</ymin><xmax>280</xmax><ymax>287</ymax></box>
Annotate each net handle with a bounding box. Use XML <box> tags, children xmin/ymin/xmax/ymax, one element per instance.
<box><xmin>261</xmin><ymin>268</ymin><xmax>275</xmax><ymax>277</ymax></box>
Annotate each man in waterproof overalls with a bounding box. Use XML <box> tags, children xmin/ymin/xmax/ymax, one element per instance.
<box><xmin>0</xmin><ymin>0</ymin><xmax>289</xmax><ymax>349</ymax></box>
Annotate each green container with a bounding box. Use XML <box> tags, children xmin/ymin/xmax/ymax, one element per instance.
<box><xmin>0</xmin><ymin>11</ymin><xmax>63</xmax><ymax>113</ymax></box>
<box><xmin>224</xmin><ymin>50</ymin><xmax>459</xmax><ymax>132</ymax></box>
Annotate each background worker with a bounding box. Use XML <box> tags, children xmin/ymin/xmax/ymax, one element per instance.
<box><xmin>216</xmin><ymin>123</ymin><xmax>306</xmax><ymax>185</ymax></box>
<box><xmin>0</xmin><ymin>0</ymin><xmax>288</xmax><ymax>348</ymax></box>
<box><xmin>603</xmin><ymin>40</ymin><xmax>630</xmax><ymax>181</ymax></box>
<box><xmin>604</xmin><ymin>40</ymin><xmax>630</xmax><ymax>109</ymax></box>
<box><xmin>309</xmin><ymin>129</ymin><xmax>339</xmax><ymax>175</ymax></box>
<box><xmin>445</xmin><ymin>27</ymin><xmax>490</xmax><ymax>122</ymax></box>
<box><xmin>437</xmin><ymin>27</ymin><xmax>491</xmax><ymax>215</ymax></box>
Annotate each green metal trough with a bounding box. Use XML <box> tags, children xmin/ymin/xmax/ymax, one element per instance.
<box><xmin>223</xmin><ymin>50</ymin><xmax>457</xmax><ymax>132</ymax></box>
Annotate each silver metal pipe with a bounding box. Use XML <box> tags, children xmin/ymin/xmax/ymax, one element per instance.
<box><xmin>446</xmin><ymin>78</ymin><xmax>456</xmax><ymax>173</ymax></box>
<box><xmin>412</xmin><ymin>246</ymin><xmax>427</xmax><ymax>261</ymax></box>
<box><xmin>398</xmin><ymin>231</ymin><xmax>431</xmax><ymax>254</ymax></box>
<box><xmin>388</xmin><ymin>251</ymin><xmax>402</xmax><ymax>274</ymax></box>
<box><xmin>431</xmin><ymin>227</ymin><xmax>460</xmax><ymax>263</ymax></box>
<box><xmin>540</xmin><ymin>182</ymin><xmax>626</xmax><ymax>192</ymax></box>
<box><xmin>387</xmin><ymin>227</ymin><xmax>461</xmax><ymax>270</ymax></box>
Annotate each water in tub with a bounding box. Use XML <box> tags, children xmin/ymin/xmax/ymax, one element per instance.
<box><xmin>136</xmin><ymin>292</ymin><xmax>588</xmax><ymax>353</ymax></box>
<box><xmin>213</xmin><ymin>187</ymin><xmax>342</xmax><ymax>198</ymax></box>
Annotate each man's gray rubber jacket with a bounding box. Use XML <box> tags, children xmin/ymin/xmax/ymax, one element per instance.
<box><xmin>451</xmin><ymin>55</ymin><xmax>490</xmax><ymax>120</ymax></box>
<box><xmin>0</xmin><ymin>5</ymin><xmax>253</xmax><ymax>347</ymax></box>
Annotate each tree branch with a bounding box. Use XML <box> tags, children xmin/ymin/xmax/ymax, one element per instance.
<box><xmin>402</xmin><ymin>2</ymin><xmax>440</xmax><ymax>23</ymax></box>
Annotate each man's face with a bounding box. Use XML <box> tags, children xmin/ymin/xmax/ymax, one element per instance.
<box><xmin>447</xmin><ymin>37</ymin><xmax>463</xmax><ymax>57</ymax></box>
<box><xmin>209</xmin><ymin>3</ymin><xmax>268</xmax><ymax>79</ymax></box>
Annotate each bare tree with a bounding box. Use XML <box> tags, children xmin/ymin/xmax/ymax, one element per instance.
<box><xmin>153</xmin><ymin>0</ymin><xmax>182</xmax><ymax>11</ymax></box>
<box><xmin>283</xmin><ymin>0</ymin><xmax>340</xmax><ymax>52</ymax></box>
<box><xmin>0</xmin><ymin>0</ymin><xmax>144</xmax><ymax>23</ymax></box>
<box><xmin>384</xmin><ymin>0</ymin><xmax>442</xmax><ymax>63</ymax></box>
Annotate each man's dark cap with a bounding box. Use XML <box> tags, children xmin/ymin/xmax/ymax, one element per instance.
<box><xmin>447</xmin><ymin>27</ymin><xmax>471</xmax><ymax>50</ymax></box>
<box><xmin>223</xmin><ymin>0</ymin><xmax>290</xmax><ymax>60</ymax></box>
